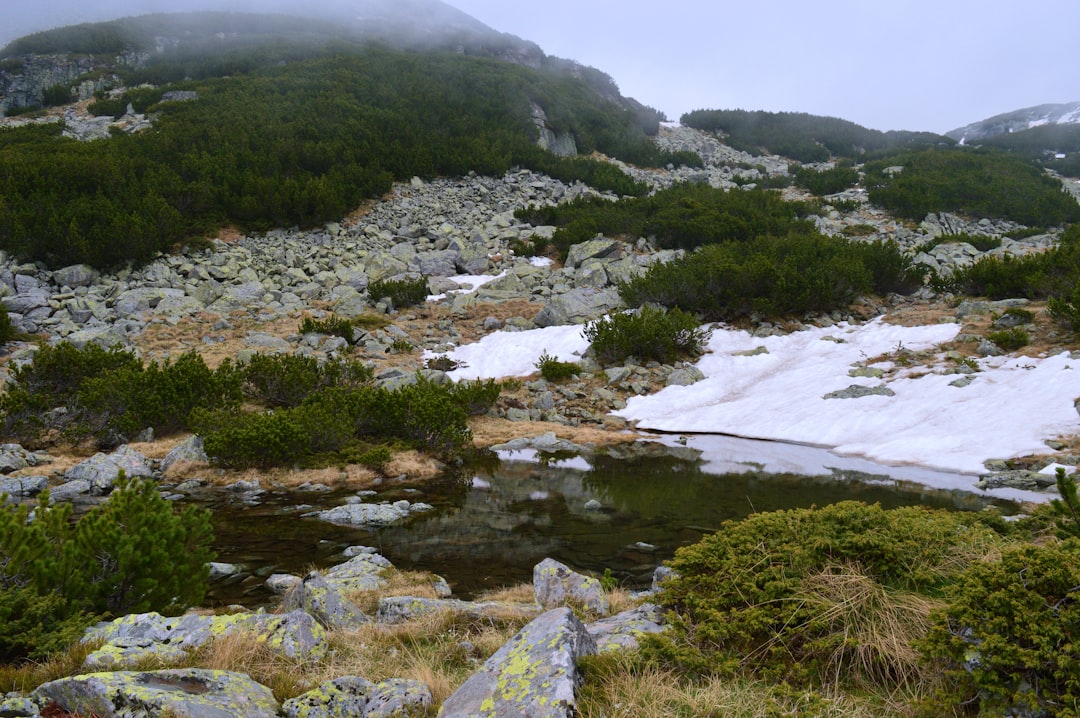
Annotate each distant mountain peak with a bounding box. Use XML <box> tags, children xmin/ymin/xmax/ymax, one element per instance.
<box><xmin>947</xmin><ymin>101</ymin><xmax>1080</xmax><ymax>142</ymax></box>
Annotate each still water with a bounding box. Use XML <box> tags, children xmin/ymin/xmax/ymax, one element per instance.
<box><xmin>197</xmin><ymin>434</ymin><xmax>1027</xmax><ymax>608</ymax></box>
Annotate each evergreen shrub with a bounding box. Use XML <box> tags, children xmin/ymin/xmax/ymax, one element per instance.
<box><xmin>368</xmin><ymin>277</ymin><xmax>429</xmax><ymax>309</ymax></box>
<box><xmin>620</xmin><ymin>235</ymin><xmax>923</xmax><ymax>322</ymax></box>
<box><xmin>241</xmin><ymin>353</ymin><xmax>373</xmax><ymax>408</ymax></box>
<box><xmin>792</xmin><ymin>165</ymin><xmax>859</xmax><ymax>195</ymax></box>
<box><xmin>583</xmin><ymin>306</ymin><xmax>710</xmax><ymax>365</ymax></box>
<box><xmin>535</xmin><ymin>351</ymin><xmax>580</xmax><ymax>382</ymax></box>
<box><xmin>921</xmin><ymin>541</ymin><xmax>1080</xmax><ymax>716</ymax></box>
<box><xmin>0</xmin><ymin>476</ymin><xmax>215</xmax><ymax>660</ymax></box>
<box><xmin>0</xmin><ymin>306</ymin><xmax>14</xmax><ymax>344</ymax></box>
<box><xmin>645</xmin><ymin>502</ymin><xmax>1009</xmax><ymax>688</ymax></box>
<box><xmin>299</xmin><ymin>314</ymin><xmax>358</xmax><ymax>343</ymax></box>
<box><xmin>986</xmin><ymin>328</ymin><xmax>1029</xmax><ymax>351</ymax></box>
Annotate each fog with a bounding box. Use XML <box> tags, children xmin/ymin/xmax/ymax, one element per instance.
<box><xmin>4</xmin><ymin>0</ymin><xmax>1079</xmax><ymax>133</ymax></box>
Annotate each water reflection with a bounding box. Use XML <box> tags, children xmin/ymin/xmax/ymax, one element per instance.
<box><xmin>199</xmin><ymin>437</ymin><xmax>1021</xmax><ymax>608</ymax></box>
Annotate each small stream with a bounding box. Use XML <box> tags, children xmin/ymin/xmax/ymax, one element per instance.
<box><xmin>195</xmin><ymin>435</ymin><xmax>1026</xmax><ymax>608</ymax></box>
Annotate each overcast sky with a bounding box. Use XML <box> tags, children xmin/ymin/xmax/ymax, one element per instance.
<box><xmin>4</xmin><ymin>0</ymin><xmax>1078</xmax><ymax>134</ymax></box>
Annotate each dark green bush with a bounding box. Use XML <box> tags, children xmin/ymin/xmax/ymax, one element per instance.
<box><xmin>792</xmin><ymin>165</ymin><xmax>859</xmax><ymax>195</ymax></box>
<box><xmin>939</xmin><ymin>225</ymin><xmax>1080</xmax><ymax>300</ymax></box>
<box><xmin>446</xmin><ymin>378</ymin><xmax>501</xmax><ymax>417</ymax></box>
<box><xmin>583</xmin><ymin>305</ymin><xmax>710</xmax><ymax>365</ymax></box>
<box><xmin>76</xmin><ymin>351</ymin><xmax>242</xmax><ymax>443</ymax></box>
<box><xmin>646</xmin><ymin>502</ymin><xmax>1008</xmax><ymax>688</ymax></box>
<box><xmin>300</xmin><ymin>314</ymin><xmax>359</xmax><ymax>344</ymax></box>
<box><xmin>620</xmin><ymin>234</ymin><xmax>923</xmax><ymax>322</ymax></box>
<box><xmin>986</xmin><ymin>328</ymin><xmax>1030</xmax><ymax>351</ymax></box>
<box><xmin>864</xmin><ymin>148</ymin><xmax>1080</xmax><ymax>226</ymax></box>
<box><xmin>0</xmin><ymin>342</ymin><xmax>142</xmax><ymax>446</ymax></box>
<box><xmin>921</xmin><ymin>541</ymin><xmax>1080</xmax><ymax>716</ymax></box>
<box><xmin>1049</xmin><ymin>284</ymin><xmax>1080</xmax><ymax>333</ymax></box>
<box><xmin>241</xmin><ymin>353</ymin><xmax>373</xmax><ymax>408</ymax></box>
<box><xmin>368</xmin><ymin>277</ymin><xmax>429</xmax><ymax>309</ymax></box>
<box><xmin>0</xmin><ymin>306</ymin><xmax>15</xmax><ymax>344</ymax></box>
<box><xmin>352</xmin><ymin>378</ymin><xmax>472</xmax><ymax>458</ymax></box>
<box><xmin>535</xmin><ymin>351</ymin><xmax>580</xmax><ymax>382</ymax></box>
<box><xmin>193</xmin><ymin>407</ymin><xmax>310</xmax><ymax>469</ymax></box>
<box><xmin>0</xmin><ymin>476</ymin><xmax>215</xmax><ymax>660</ymax></box>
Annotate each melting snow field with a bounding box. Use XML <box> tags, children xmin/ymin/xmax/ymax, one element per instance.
<box><xmin>429</xmin><ymin>317</ymin><xmax>1080</xmax><ymax>491</ymax></box>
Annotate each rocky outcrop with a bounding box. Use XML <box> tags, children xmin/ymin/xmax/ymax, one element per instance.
<box><xmin>438</xmin><ymin>607</ymin><xmax>597</xmax><ymax>718</ymax></box>
<box><xmin>32</xmin><ymin>668</ymin><xmax>279</xmax><ymax>718</ymax></box>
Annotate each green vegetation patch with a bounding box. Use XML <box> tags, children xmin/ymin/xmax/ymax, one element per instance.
<box><xmin>863</xmin><ymin>148</ymin><xmax>1080</xmax><ymax>226</ymax></box>
<box><xmin>518</xmin><ymin>183</ymin><xmax>818</xmax><ymax>258</ymax></box>
<box><xmin>0</xmin><ymin>476</ymin><xmax>215</xmax><ymax>661</ymax></box>
<box><xmin>534</xmin><ymin>351</ymin><xmax>581</xmax><ymax>381</ymax></box>
<box><xmin>681</xmin><ymin>108</ymin><xmax>950</xmax><ymax>162</ymax></box>
<box><xmin>936</xmin><ymin>224</ymin><xmax>1080</xmax><ymax>302</ymax></box>
<box><xmin>619</xmin><ymin>234</ymin><xmax>923</xmax><ymax>322</ymax></box>
<box><xmin>367</xmin><ymin>276</ymin><xmax>430</xmax><ymax>309</ymax></box>
<box><xmin>791</xmin><ymin>164</ymin><xmax>859</xmax><ymax>195</ymax></box>
<box><xmin>645</xmin><ymin>502</ymin><xmax>1011</xmax><ymax>689</ymax></box>
<box><xmin>583</xmin><ymin>305</ymin><xmax>711</xmax><ymax>365</ymax></box>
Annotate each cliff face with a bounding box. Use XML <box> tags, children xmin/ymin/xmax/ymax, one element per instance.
<box><xmin>0</xmin><ymin>53</ymin><xmax>137</xmax><ymax>116</ymax></box>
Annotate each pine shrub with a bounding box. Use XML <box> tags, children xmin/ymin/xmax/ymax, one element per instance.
<box><xmin>986</xmin><ymin>327</ymin><xmax>1030</xmax><ymax>351</ymax></box>
<box><xmin>645</xmin><ymin>502</ymin><xmax>1009</xmax><ymax>688</ymax></box>
<box><xmin>0</xmin><ymin>476</ymin><xmax>215</xmax><ymax>660</ymax></box>
<box><xmin>241</xmin><ymin>353</ymin><xmax>373</xmax><ymax>408</ymax></box>
<box><xmin>535</xmin><ymin>351</ymin><xmax>580</xmax><ymax>382</ymax></box>
<box><xmin>367</xmin><ymin>277</ymin><xmax>429</xmax><ymax>309</ymax></box>
<box><xmin>584</xmin><ymin>306</ymin><xmax>710</xmax><ymax>365</ymax></box>
<box><xmin>921</xmin><ymin>541</ymin><xmax>1080</xmax><ymax>716</ymax></box>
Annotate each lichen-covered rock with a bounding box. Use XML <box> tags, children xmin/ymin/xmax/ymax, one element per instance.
<box><xmin>280</xmin><ymin>571</ymin><xmax>370</xmax><ymax>630</ymax></box>
<box><xmin>311</xmin><ymin>501</ymin><xmax>428</xmax><ymax>528</ymax></box>
<box><xmin>0</xmin><ymin>475</ymin><xmax>47</xmax><ymax>497</ymax></box>
<box><xmin>282</xmin><ymin>676</ymin><xmax>432</xmax><ymax>718</ymax></box>
<box><xmin>533</xmin><ymin>558</ymin><xmax>608</xmax><ymax>616</ymax></box>
<box><xmin>32</xmin><ymin>669</ymin><xmax>279</xmax><ymax>718</ymax></box>
<box><xmin>0</xmin><ymin>692</ymin><xmax>39</xmax><ymax>716</ymax></box>
<box><xmin>585</xmin><ymin>603</ymin><xmax>666</xmax><ymax>652</ymax></box>
<box><xmin>438</xmin><ymin>608</ymin><xmax>597</xmax><ymax>718</ymax></box>
<box><xmin>323</xmin><ymin>552</ymin><xmax>393</xmax><ymax>593</ymax></box>
<box><xmin>65</xmin><ymin>445</ymin><xmax>154</xmax><ymax>493</ymax></box>
<box><xmin>82</xmin><ymin>610</ymin><xmax>327</xmax><ymax>668</ymax></box>
<box><xmin>375</xmin><ymin>596</ymin><xmax>541</xmax><ymax>625</ymax></box>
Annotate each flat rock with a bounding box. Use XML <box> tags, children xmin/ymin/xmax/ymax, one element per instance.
<box><xmin>586</xmin><ymin>603</ymin><xmax>666</xmax><ymax>652</ymax></box>
<box><xmin>65</xmin><ymin>445</ymin><xmax>154</xmax><ymax>493</ymax></box>
<box><xmin>32</xmin><ymin>668</ymin><xmax>279</xmax><ymax>718</ymax></box>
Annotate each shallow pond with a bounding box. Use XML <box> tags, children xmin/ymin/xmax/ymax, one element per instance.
<box><xmin>197</xmin><ymin>434</ymin><xmax>1029</xmax><ymax>608</ymax></box>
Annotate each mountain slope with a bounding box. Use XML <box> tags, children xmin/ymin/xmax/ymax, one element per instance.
<box><xmin>947</xmin><ymin>101</ymin><xmax>1080</xmax><ymax>143</ymax></box>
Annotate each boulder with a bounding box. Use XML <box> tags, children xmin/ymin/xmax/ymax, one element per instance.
<box><xmin>65</xmin><ymin>445</ymin><xmax>154</xmax><ymax>493</ymax></box>
<box><xmin>323</xmin><ymin>552</ymin><xmax>394</xmax><ymax>593</ymax></box>
<box><xmin>52</xmin><ymin>263</ymin><xmax>100</xmax><ymax>289</ymax></box>
<box><xmin>0</xmin><ymin>475</ymin><xmax>47</xmax><ymax>497</ymax></box>
<box><xmin>32</xmin><ymin>669</ymin><xmax>279</xmax><ymax>718</ymax></box>
<box><xmin>564</xmin><ymin>237</ymin><xmax>622</xmax><ymax>269</ymax></box>
<box><xmin>311</xmin><ymin>500</ymin><xmax>431</xmax><ymax>529</ymax></box>
<box><xmin>375</xmin><ymin>596</ymin><xmax>541</xmax><ymax>625</ymax></box>
<box><xmin>533</xmin><ymin>558</ymin><xmax>609</xmax><ymax>616</ymax></box>
<box><xmin>160</xmin><ymin>435</ymin><xmax>209</xmax><ymax>473</ymax></box>
<box><xmin>64</xmin><ymin>325</ymin><xmax>131</xmax><ymax>349</ymax></box>
<box><xmin>282</xmin><ymin>676</ymin><xmax>432</xmax><ymax>718</ymax></box>
<box><xmin>585</xmin><ymin>603</ymin><xmax>666</xmax><ymax>652</ymax></box>
<box><xmin>438</xmin><ymin>608</ymin><xmax>596</xmax><ymax>718</ymax></box>
<box><xmin>280</xmin><ymin>571</ymin><xmax>370</xmax><ymax>630</ymax></box>
<box><xmin>83</xmin><ymin>610</ymin><xmax>327</xmax><ymax>669</ymax></box>
<box><xmin>533</xmin><ymin>287</ymin><xmax>623</xmax><ymax>328</ymax></box>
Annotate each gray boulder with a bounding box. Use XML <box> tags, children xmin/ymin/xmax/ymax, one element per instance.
<box><xmin>533</xmin><ymin>287</ymin><xmax>624</xmax><ymax>328</ymax></box>
<box><xmin>65</xmin><ymin>445</ymin><xmax>154</xmax><ymax>493</ymax></box>
<box><xmin>666</xmin><ymin>366</ymin><xmax>705</xmax><ymax>386</ymax></box>
<box><xmin>32</xmin><ymin>669</ymin><xmax>279</xmax><ymax>718</ymax></box>
<box><xmin>282</xmin><ymin>676</ymin><xmax>432</xmax><ymax>718</ymax></box>
<box><xmin>822</xmin><ymin>384</ymin><xmax>896</xmax><ymax>400</ymax></box>
<box><xmin>376</xmin><ymin>596</ymin><xmax>541</xmax><ymax>625</ymax></box>
<box><xmin>323</xmin><ymin>552</ymin><xmax>394</xmax><ymax>593</ymax></box>
<box><xmin>564</xmin><ymin>237</ymin><xmax>622</xmax><ymax>269</ymax></box>
<box><xmin>280</xmin><ymin>571</ymin><xmax>370</xmax><ymax>630</ymax></box>
<box><xmin>586</xmin><ymin>603</ymin><xmax>666</xmax><ymax>652</ymax></box>
<box><xmin>438</xmin><ymin>608</ymin><xmax>597</xmax><ymax>718</ymax></box>
<box><xmin>533</xmin><ymin>558</ymin><xmax>609</xmax><ymax>616</ymax></box>
<box><xmin>64</xmin><ymin>325</ymin><xmax>131</xmax><ymax>349</ymax></box>
<box><xmin>311</xmin><ymin>500</ymin><xmax>431</xmax><ymax>529</ymax></box>
<box><xmin>160</xmin><ymin>435</ymin><xmax>209</xmax><ymax>473</ymax></box>
<box><xmin>52</xmin><ymin>263</ymin><xmax>100</xmax><ymax>289</ymax></box>
<box><xmin>0</xmin><ymin>475</ymin><xmax>47</xmax><ymax>497</ymax></box>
